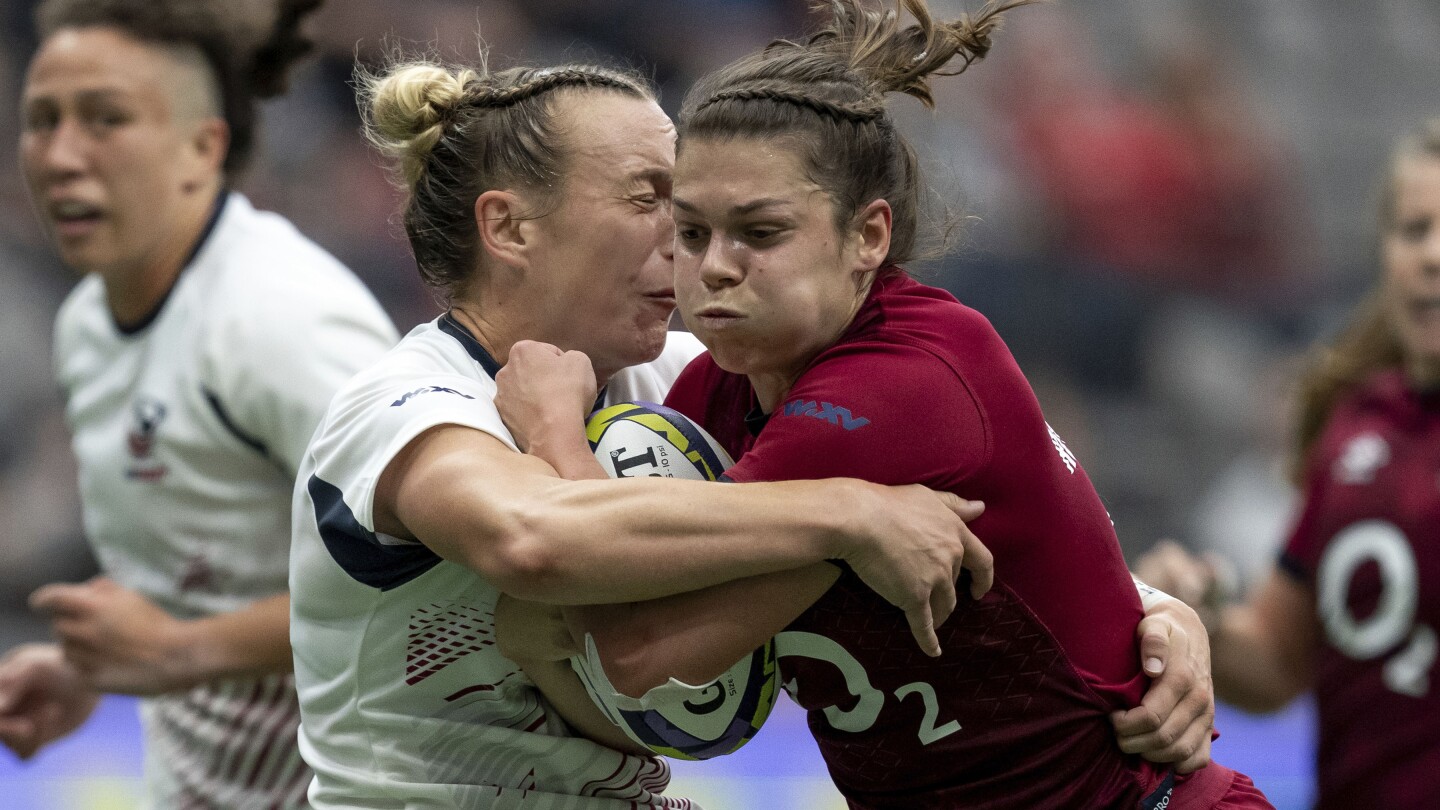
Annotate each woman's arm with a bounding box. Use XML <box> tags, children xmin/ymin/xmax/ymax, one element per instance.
<box><xmin>376</xmin><ymin>424</ymin><xmax>986</xmax><ymax>656</ymax></box>
<box><xmin>1211</xmin><ymin>571</ymin><xmax>1317</xmax><ymax>712</ymax></box>
<box><xmin>492</xmin><ymin>595</ymin><xmax>651</xmax><ymax>755</ymax></box>
<box><xmin>29</xmin><ymin>579</ymin><xmax>292</xmax><ymax>695</ymax></box>
<box><xmin>1136</xmin><ymin>543</ymin><xmax>1316</xmax><ymax>712</ymax></box>
<box><xmin>565</xmin><ymin>564</ymin><xmax>841</xmax><ymax>698</ymax></box>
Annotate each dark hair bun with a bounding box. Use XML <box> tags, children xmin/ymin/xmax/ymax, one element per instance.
<box><xmin>34</xmin><ymin>0</ymin><xmax>327</xmax><ymax>172</ymax></box>
<box><xmin>248</xmin><ymin>0</ymin><xmax>324</xmax><ymax>100</ymax></box>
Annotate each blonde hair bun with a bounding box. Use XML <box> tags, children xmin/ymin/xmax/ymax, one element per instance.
<box><xmin>364</xmin><ymin>63</ymin><xmax>478</xmax><ymax>186</ymax></box>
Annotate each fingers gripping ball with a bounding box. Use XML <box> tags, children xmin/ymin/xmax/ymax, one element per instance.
<box><xmin>576</xmin><ymin>402</ymin><xmax>779</xmax><ymax>760</ymax></box>
<box><xmin>586</xmin><ymin>402</ymin><xmax>733</xmax><ymax>480</ymax></box>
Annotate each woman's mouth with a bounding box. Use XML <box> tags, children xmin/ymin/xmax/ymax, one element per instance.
<box><xmin>48</xmin><ymin>199</ymin><xmax>105</xmax><ymax>238</ymax></box>
<box><xmin>691</xmin><ymin>306</ymin><xmax>744</xmax><ymax>329</ymax></box>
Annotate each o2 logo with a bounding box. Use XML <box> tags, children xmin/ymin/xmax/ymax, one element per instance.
<box><xmin>1316</xmin><ymin>520</ymin><xmax>1436</xmax><ymax>697</ymax></box>
<box><xmin>775</xmin><ymin>631</ymin><xmax>961</xmax><ymax>745</ymax></box>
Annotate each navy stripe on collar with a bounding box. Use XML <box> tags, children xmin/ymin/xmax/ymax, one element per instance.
<box><xmin>743</xmin><ymin>403</ymin><xmax>770</xmax><ymax>436</ymax></box>
<box><xmin>438</xmin><ymin>313</ymin><xmax>503</xmax><ymax>379</ymax></box>
<box><xmin>115</xmin><ymin>191</ymin><xmax>229</xmax><ymax>337</ymax></box>
<box><xmin>437</xmin><ymin>315</ymin><xmax>610</xmax><ymax>410</ymax></box>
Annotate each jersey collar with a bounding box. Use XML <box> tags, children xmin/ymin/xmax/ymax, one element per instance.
<box><xmin>114</xmin><ymin>191</ymin><xmax>229</xmax><ymax>336</ymax></box>
<box><xmin>437</xmin><ymin>313</ymin><xmax>609</xmax><ymax>412</ymax></box>
<box><xmin>438</xmin><ymin>312</ymin><xmax>503</xmax><ymax>379</ymax></box>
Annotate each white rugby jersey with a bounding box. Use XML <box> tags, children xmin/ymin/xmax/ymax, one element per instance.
<box><xmin>54</xmin><ymin>192</ymin><xmax>398</xmax><ymax>808</ymax></box>
<box><xmin>290</xmin><ymin>316</ymin><xmax>704</xmax><ymax>809</ymax></box>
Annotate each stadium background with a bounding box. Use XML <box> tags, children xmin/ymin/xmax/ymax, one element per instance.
<box><xmin>0</xmin><ymin>0</ymin><xmax>1435</xmax><ymax>806</ymax></box>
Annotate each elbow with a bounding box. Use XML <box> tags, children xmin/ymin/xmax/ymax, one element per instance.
<box><xmin>473</xmin><ymin>516</ymin><xmax>567</xmax><ymax>601</ymax></box>
<box><xmin>582</xmin><ymin>613</ymin><xmax>672</xmax><ymax>698</ymax></box>
<box><xmin>604</xmin><ymin>645</ymin><xmax>671</xmax><ymax>699</ymax></box>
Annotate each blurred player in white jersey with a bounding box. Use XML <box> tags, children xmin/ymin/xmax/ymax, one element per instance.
<box><xmin>0</xmin><ymin>0</ymin><xmax>398</xmax><ymax>806</ymax></box>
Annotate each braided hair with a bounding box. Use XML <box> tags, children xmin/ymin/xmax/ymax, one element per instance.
<box><xmin>360</xmin><ymin>58</ymin><xmax>652</xmax><ymax>300</ymax></box>
<box><xmin>35</xmin><ymin>0</ymin><xmax>324</xmax><ymax>174</ymax></box>
<box><xmin>678</xmin><ymin>0</ymin><xmax>1031</xmax><ymax>266</ymax></box>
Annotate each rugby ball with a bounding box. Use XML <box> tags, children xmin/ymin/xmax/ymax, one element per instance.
<box><xmin>586</xmin><ymin>401</ymin><xmax>733</xmax><ymax>481</ymax></box>
<box><xmin>573</xmin><ymin>401</ymin><xmax>779</xmax><ymax>760</ymax></box>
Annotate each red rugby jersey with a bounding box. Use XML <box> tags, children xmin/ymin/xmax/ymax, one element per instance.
<box><xmin>666</xmin><ymin>271</ymin><xmax>1244</xmax><ymax>808</ymax></box>
<box><xmin>1280</xmin><ymin>369</ymin><xmax>1440</xmax><ymax>810</ymax></box>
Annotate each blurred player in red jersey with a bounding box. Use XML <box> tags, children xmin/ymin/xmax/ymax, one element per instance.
<box><xmin>1138</xmin><ymin>120</ymin><xmax>1440</xmax><ymax>810</ymax></box>
<box><xmin>494</xmin><ymin>1</ymin><xmax>1271</xmax><ymax>807</ymax></box>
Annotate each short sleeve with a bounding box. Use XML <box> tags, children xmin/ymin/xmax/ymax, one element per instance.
<box><xmin>725</xmin><ymin>341</ymin><xmax>987</xmax><ymax>489</ymax></box>
<box><xmin>1278</xmin><ymin>459</ymin><xmax>1331</xmax><ymax>584</ymax></box>
<box><xmin>307</xmin><ymin>371</ymin><xmax>511</xmax><ymax>534</ymax></box>
<box><xmin>201</xmin><ymin>267</ymin><xmax>399</xmax><ymax>477</ymax></box>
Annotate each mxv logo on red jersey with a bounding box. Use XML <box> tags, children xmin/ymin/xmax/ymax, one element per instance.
<box><xmin>782</xmin><ymin>399</ymin><xmax>870</xmax><ymax>431</ymax></box>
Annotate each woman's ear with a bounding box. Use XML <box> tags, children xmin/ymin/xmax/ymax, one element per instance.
<box><xmin>475</xmin><ymin>189</ymin><xmax>529</xmax><ymax>269</ymax></box>
<box><xmin>180</xmin><ymin>117</ymin><xmax>228</xmax><ymax>192</ymax></box>
<box><xmin>852</xmin><ymin>198</ymin><xmax>893</xmax><ymax>272</ymax></box>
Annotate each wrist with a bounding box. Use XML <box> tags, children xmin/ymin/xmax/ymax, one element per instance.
<box><xmin>827</xmin><ymin>480</ymin><xmax>875</xmax><ymax>562</ymax></box>
<box><xmin>1132</xmin><ymin>575</ymin><xmax>1177</xmax><ymax>612</ymax></box>
<box><xmin>532</xmin><ymin>433</ymin><xmax>604</xmax><ymax>480</ymax></box>
<box><xmin>159</xmin><ymin>617</ymin><xmax>216</xmax><ymax>690</ymax></box>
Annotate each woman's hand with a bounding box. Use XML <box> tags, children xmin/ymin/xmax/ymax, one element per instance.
<box><xmin>840</xmin><ymin>486</ymin><xmax>992</xmax><ymax>657</ymax></box>
<box><xmin>1112</xmin><ymin>598</ymin><xmax>1215</xmax><ymax>773</ymax></box>
<box><xmin>30</xmin><ymin>577</ymin><xmax>195</xmax><ymax>696</ymax></box>
<box><xmin>495</xmin><ymin>593</ymin><xmax>582</xmax><ymax>664</ymax></box>
<box><xmin>495</xmin><ymin>340</ymin><xmax>597</xmax><ymax>454</ymax></box>
<box><xmin>0</xmin><ymin>643</ymin><xmax>100</xmax><ymax>759</ymax></box>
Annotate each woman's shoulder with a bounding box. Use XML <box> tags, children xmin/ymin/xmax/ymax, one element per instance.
<box><xmin>316</xmin><ymin>320</ymin><xmax>499</xmax><ymax>433</ymax></box>
<box><xmin>860</xmin><ymin>271</ymin><xmax>1006</xmax><ymax>353</ymax></box>
<box><xmin>1300</xmin><ymin>368</ymin><xmax>1414</xmax><ymax>475</ymax></box>
<box><xmin>202</xmin><ymin>194</ymin><xmax>377</xmax><ymax>304</ymax></box>
<box><xmin>820</xmin><ymin>273</ymin><xmax>1007</xmax><ymax>386</ymax></box>
<box><xmin>195</xmin><ymin>194</ymin><xmax>394</xmax><ymax>340</ymax></box>
<box><xmin>344</xmin><ymin>320</ymin><xmax>478</xmax><ymax>390</ymax></box>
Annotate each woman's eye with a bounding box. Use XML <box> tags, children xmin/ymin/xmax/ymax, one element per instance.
<box><xmin>88</xmin><ymin>109</ymin><xmax>131</xmax><ymax>132</ymax></box>
<box><xmin>1399</xmin><ymin>217</ymin><xmax>1431</xmax><ymax>242</ymax></box>
<box><xmin>23</xmin><ymin>109</ymin><xmax>57</xmax><ymax>133</ymax></box>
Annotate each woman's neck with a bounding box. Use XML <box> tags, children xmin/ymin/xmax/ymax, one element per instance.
<box><xmin>448</xmin><ymin>304</ymin><xmax>512</xmax><ymax>365</ymax></box>
<box><xmin>749</xmin><ymin>372</ymin><xmax>801</xmax><ymax>415</ymax></box>
<box><xmin>102</xmin><ymin>189</ymin><xmax>220</xmax><ymax>330</ymax></box>
<box><xmin>748</xmin><ymin>276</ymin><xmax>877</xmax><ymax>413</ymax></box>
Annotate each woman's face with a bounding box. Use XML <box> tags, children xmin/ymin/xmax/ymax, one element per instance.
<box><xmin>673</xmin><ymin>137</ymin><xmax>886</xmax><ymax>402</ymax></box>
<box><xmin>1383</xmin><ymin>155</ymin><xmax>1440</xmax><ymax>384</ymax></box>
<box><xmin>20</xmin><ymin>27</ymin><xmax>221</xmax><ymax>277</ymax></box>
<box><xmin>517</xmin><ymin>92</ymin><xmax>678</xmax><ymax>380</ymax></box>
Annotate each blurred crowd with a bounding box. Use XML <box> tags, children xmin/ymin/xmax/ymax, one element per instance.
<box><xmin>1</xmin><ymin>0</ymin><xmax>1439</xmax><ymax>619</ymax></box>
